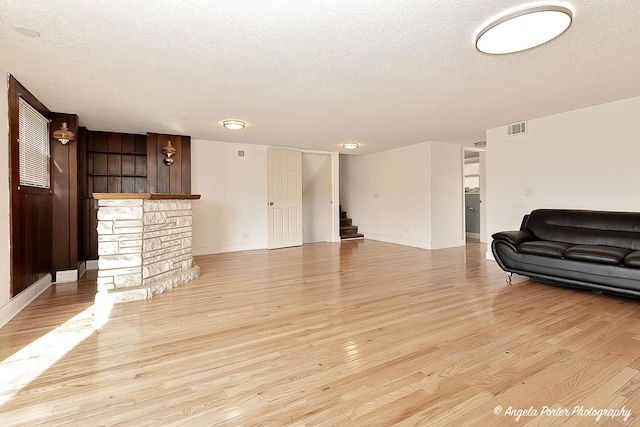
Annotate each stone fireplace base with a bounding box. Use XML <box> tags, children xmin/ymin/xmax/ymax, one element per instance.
<box><xmin>93</xmin><ymin>193</ymin><xmax>201</xmax><ymax>303</ymax></box>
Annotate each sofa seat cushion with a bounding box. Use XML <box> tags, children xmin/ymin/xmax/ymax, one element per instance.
<box><xmin>564</xmin><ymin>245</ymin><xmax>631</xmax><ymax>265</ymax></box>
<box><xmin>624</xmin><ymin>251</ymin><xmax>640</xmax><ymax>268</ymax></box>
<box><xmin>517</xmin><ymin>241</ymin><xmax>572</xmax><ymax>258</ymax></box>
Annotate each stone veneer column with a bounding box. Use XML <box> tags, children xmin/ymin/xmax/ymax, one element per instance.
<box><xmin>96</xmin><ymin>197</ymin><xmax>200</xmax><ymax>303</ymax></box>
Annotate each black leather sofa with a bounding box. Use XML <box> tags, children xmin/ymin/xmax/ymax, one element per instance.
<box><xmin>491</xmin><ymin>209</ymin><xmax>640</xmax><ymax>297</ymax></box>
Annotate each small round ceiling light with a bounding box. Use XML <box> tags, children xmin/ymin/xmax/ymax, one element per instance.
<box><xmin>222</xmin><ymin>120</ymin><xmax>246</xmax><ymax>130</ymax></box>
<box><xmin>476</xmin><ymin>6</ymin><xmax>572</xmax><ymax>55</ymax></box>
<box><xmin>343</xmin><ymin>142</ymin><xmax>359</xmax><ymax>150</ymax></box>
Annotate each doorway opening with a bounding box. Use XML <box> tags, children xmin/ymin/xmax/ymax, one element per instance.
<box><xmin>301</xmin><ymin>150</ymin><xmax>340</xmax><ymax>244</ymax></box>
<box><xmin>463</xmin><ymin>149</ymin><xmax>485</xmax><ymax>243</ymax></box>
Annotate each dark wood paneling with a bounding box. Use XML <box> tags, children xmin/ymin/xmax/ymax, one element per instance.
<box><xmin>169</xmin><ymin>137</ymin><xmax>182</xmax><ymax>194</ymax></box>
<box><xmin>18</xmin><ymin>192</ymin><xmax>53</xmax><ymax>291</ymax></box>
<box><xmin>77</xmin><ymin>127</ymin><xmax>90</xmax><ymax>262</ymax></box>
<box><xmin>67</xmin><ymin>116</ymin><xmax>78</xmax><ymax>269</ymax></box>
<box><xmin>181</xmin><ymin>136</ymin><xmax>192</xmax><ymax>193</ymax></box>
<box><xmin>135</xmin><ymin>136</ymin><xmax>146</xmax><ymax>154</ymax></box>
<box><xmin>108</xmin><ymin>176</ymin><xmax>120</xmax><ymax>193</ymax></box>
<box><xmin>156</xmin><ymin>133</ymin><xmax>170</xmax><ymax>193</ymax></box>
<box><xmin>122</xmin><ymin>154</ymin><xmax>135</xmax><ymax>175</ymax></box>
<box><xmin>93</xmin><ymin>153</ymin><xmax>108</xmax><ymax>174</ymax></box>
<box><xmin>146</xmin><ymin>134</ymin><xmax>158</xmax><ymax>193</ymax></box>
<box><xmin>147</xmin><ymin>133</ymin><xmax>191</xmax><ymax>195</ymax></box>
<box><xmin>86</xmin><ymin>200</ymin><xmax>99</xmax><ymax>261</ymax></box>
<box><xmin>135</xmin><ymin>177</ymin><xmax>146</xmax><ymax>193</ymax></box>
<box><xmin>107</xmin><ymin>132</ymin><xmax>121</xmax><ymax>152</ymax></box>
<box><xmin>51</xmin><ymin>113</ymin><xmax>79</xmax><ymax>271</ymax></box>
<box><xmin>121</xmin><ymin>177</ymin><xmax>135</xmax><ymax>193</ymax></box>
<box><xmin>93</xmin><ymin>132</ymin><xmax>108</xmax><ymax>151</ymax></box>
<box><xmin>93</xmin><ymin>176</ymin><xmax>108</xmax><ymax>193</ymax></box>
<box><xmin>107</xmin><ymin>153</ymin><xmax>120</xmax><ymax>176</ymax></box>
<box><xmin>121</xmin><ymin>134</ymin><xmax>135</xmax><ymax>153</ymax></box>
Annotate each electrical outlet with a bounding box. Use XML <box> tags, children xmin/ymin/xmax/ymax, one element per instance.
<box><xmin>238</xmin><ymin>150</ymin><xmax>244</xmax><ymax>157</ymax></box>
<box><xmin>374</xmin><ymin>193</ymin><xmax>379</xmax><ymax>199</ymax></box>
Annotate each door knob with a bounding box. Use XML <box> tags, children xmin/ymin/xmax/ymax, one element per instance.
<box><xmin>269</xmin><ymin>202</ymin><xmax>274</xmax><ymax>206</ymax></box>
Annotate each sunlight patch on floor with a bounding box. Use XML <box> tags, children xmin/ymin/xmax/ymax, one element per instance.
<box><xmin>0</xmin><ymin>297</ymin><xmax>113</xmax><ymax>406</ymax></box>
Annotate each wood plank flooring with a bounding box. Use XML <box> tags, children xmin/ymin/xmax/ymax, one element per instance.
<box><xmin>1</xmin><ymin>240</ymin><xmax>640</xmax><ymax>426</ymax></box>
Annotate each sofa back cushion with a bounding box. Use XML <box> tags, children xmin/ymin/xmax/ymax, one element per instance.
<box><xmin>524</xmin><ymin>209</ymin><xmax>640</xmax><ymax>250</ymax></box>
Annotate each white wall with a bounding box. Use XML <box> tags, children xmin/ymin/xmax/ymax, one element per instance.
<box><xmin>340</xmin><ymin>141</ymin><xmax>465</xmax><ymax>250</ymax></box>
<box><xmin>1</xmin><ymin>70</ymin><xmax>10</xmax><ymax>309</ymax></box>
<box><xmin>191</xmin><ymin>139</ymin><xmax>269</xmax><ymax>255</ymax></box>
<box><xmin>340</xmin><ymin>143</ymin><xmax>432</xmax><ymax>248</ymax></box>
<box><xmin>486</xmin><ymin>96</ymin><xmax>640</xmax><ymax>256</ymax></box>
<box><xmin>302</xmin><ymin>153</ymin><xmax>333</xmax><ymax>243</ymax></box>
<box><xmin>430</xmin><ymin>141</ymin><xmax>464</xmax><ymax>249</ymax></box>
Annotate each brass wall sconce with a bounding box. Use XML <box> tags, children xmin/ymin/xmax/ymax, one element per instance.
<box><xmin>162</xmin><ymin>140</ymin><xmax>176</xmax><ymax>166</ymax></box>
<box><xmin>53</xmin><ymin>122</ymin><xmax>75</xmax><ymax>145</ymax></box>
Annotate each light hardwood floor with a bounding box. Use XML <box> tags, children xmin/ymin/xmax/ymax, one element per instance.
<box><xmin>1</xmin><ymin>240</ymin><xmax>640</xmax><ymax>426</ymax></box>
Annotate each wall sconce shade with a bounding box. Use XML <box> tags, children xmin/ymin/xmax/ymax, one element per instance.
<box><xmin>162</xmin><ymin>140</ymin><xmax>177</xmax><ymax>166</ymax></box>
<box><xmin>53</xmin><ymin>122</ymin><xmax>75</xmax><ymax>145</ymax></box>
<box><xmin>222</xmin><ymin>120</ymin><xmax>246</xmax><ymax>130</ymax></box>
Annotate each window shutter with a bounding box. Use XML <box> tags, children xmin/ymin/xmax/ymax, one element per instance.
<box><xmin>18</xmin><ymin>97</ymin><xmax>50</xmax><ymax>189</ymax></box>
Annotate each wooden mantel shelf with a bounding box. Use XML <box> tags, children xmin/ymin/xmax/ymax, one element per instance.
<box><xmin>93</xmin><ymin>193</ymin><xmax>201</xmax><ymax>200</ymax></box>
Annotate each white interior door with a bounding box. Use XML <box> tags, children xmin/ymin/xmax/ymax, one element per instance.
<box><xmin>267</xmin><ymin>148</ymin><xmax>303</xmax><ymax>249</ymax></box>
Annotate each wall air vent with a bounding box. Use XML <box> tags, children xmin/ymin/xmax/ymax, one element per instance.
<box><xmin>507</xmin><ymin>121</ymin><xmax>527</xmax><ymax>136</ymax></box>
<box><xmin>474</xmin><ymin>141</ymin><xmax>486</xmax><ymax>147</ymax></box>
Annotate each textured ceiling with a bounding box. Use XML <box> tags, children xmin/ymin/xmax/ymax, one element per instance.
<box><xmin>1</xmin><ymin>1</ymin><xmax>639</xmax><ymax>155</ymax></box>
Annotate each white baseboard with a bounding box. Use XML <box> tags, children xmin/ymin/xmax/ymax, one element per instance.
<box><xmin>0</xmin><ymin>274</ymin><xmax>52</xmax><ymax>329</ymax></box>
<box><xmin>86</xmin><ymin>260</ymin><xmax>99</xmax><ymax>270</ymax></box>
<box><xmin>485</xmin><ymin>250</ymin><xmax>496</xmax><ymax>261</ymax></box>
<box><xmin>430</xmin><ymin>238</ymin><xmax>466</xmax><ymax>250</ymax></box>
<box><xmin>364</xmin><ymin>233</ymin><xmax>431</xmax><ymax>250</ymax></box>
<box><xmin>54</xmin><ymin>269</ymin><xmax>78</xmax><ymax>283</ymax></box>
<box><xmin>193</xmin><ymin>242</ymin><xmax>267</xmax><ymax>256</ymax></box>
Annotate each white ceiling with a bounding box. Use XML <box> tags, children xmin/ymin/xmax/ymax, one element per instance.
<box><xmin>1</xmin><ymin>1</ymin><xmax>639</xmax><ymax>155</ymax></box>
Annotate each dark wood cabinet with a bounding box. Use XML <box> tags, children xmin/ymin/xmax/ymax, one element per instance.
<box><xmin>78</xmin><ymin>130</ymin><xmax>147</xmax><ymax>260</ymax></box>
<box><xmin>78</xmin><ymin>130</ymin><xmax>191</xmax><ymax>261</ymax></box>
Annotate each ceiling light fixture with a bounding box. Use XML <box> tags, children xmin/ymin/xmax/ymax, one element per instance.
<box><xmin>343</xmin><ymin>142</ymin><xmax>359</xmax><ymax>150</ymax></box>
<box><xmin>53</xmin><ymin>122</ymin><xmax>75</xmax><ymax>145</ymax></box>
<box><xmin>476</xmin><ymin>5</ymin><xmax>572</xmax><ymax>55</ymax></box>
<box><xmin>222</xmin><ymin>120</ymin><xmax>246</xmax><ymax>130</ymax></box>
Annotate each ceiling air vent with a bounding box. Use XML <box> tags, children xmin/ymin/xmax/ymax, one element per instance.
<box><xmin>507</xmin><ymin>121</ymin><xmax>527</xmax><ymax>136</ymax></box>
<box><xmin>474</xmin><ymin>141</ymin><xmax>486</xmax><ymax>148</ymax></box>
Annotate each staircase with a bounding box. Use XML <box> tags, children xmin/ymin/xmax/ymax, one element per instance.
<box><xmin>340</xmin><ymin>206</ymin><xmax>364</xmax><ymax>240</ymax></box>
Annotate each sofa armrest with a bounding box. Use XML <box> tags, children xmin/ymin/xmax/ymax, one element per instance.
<box><xmin>492</xmin><ymin>230</ymin><xmax>536</xmax><ymax>246</ymax></box>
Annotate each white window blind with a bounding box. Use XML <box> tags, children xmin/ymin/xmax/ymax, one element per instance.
<box><xmin>18</xmin><ymin>97</ymin><xmax>50</xmax><ymax>189</ymax></box>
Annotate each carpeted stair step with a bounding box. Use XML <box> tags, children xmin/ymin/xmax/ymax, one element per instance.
<box><xmin>339</xmin><ymin>205</ymin><xmax>364</xmax><ymax>240</ymax></box>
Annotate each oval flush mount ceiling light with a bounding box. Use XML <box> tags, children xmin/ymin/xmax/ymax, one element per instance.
<box><xmin>222</xmin><ymin>120</ymin><xmax>246</xmax><ymax>130</ymax></box>
<box><xmin>476</xmin><ymin>5</ymin><xmax>572</xmax><ymax>54</ymax></box>
<box><xmin>343</xmin><ymin>142</ymin><xmax>359</xmax><ymax>150</ymax></box>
